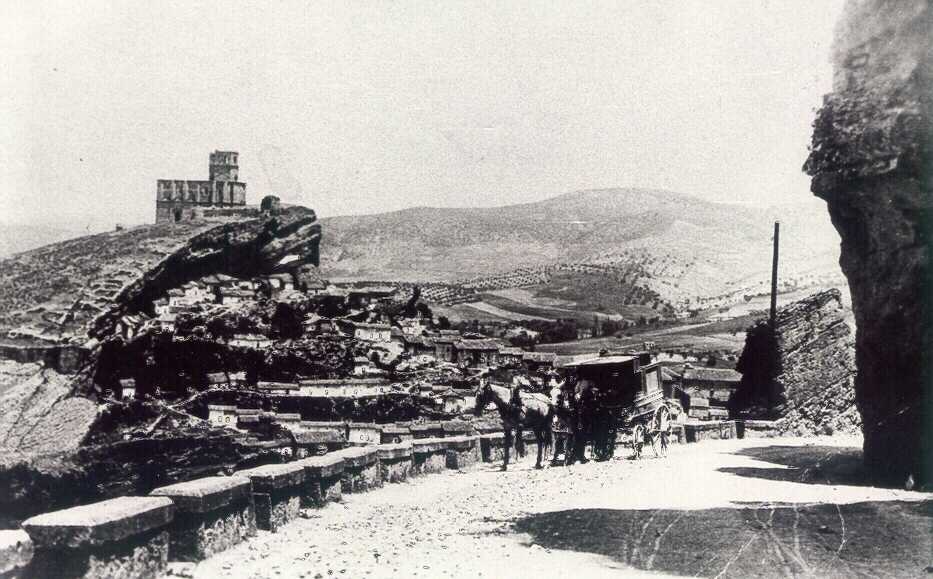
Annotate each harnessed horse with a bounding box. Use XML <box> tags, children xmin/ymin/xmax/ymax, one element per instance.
<box><xmin>474</xmin><ymin>382</ymin><xmax>554</xmax><ymax>470</ymax></box>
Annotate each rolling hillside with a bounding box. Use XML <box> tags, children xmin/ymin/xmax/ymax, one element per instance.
<box><xmin>320</xmin><ymin>188</ymin><xmax>845</xmax><ymax>315</ymax></box>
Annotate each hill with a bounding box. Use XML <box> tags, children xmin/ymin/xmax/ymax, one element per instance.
<box><xmin>320</xmin><ymin>188</ymin><xmax>845</xmax><ymax>317</ymax></box>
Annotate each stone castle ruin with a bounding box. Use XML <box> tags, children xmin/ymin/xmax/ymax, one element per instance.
<box><xmin>156</xmin><ymin>150</ymin><xmax>250</xmax><ymax>223</ymax></box>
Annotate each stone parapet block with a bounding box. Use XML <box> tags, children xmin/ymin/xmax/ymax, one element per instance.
<box><xmin>376</xmin><ymin>443</ymin><xmax>413</xmax><ymax>483</ymax></box>
<box><xmin>445</xmin><ymin>436</ymin><xmax>480</xmax><ymax>470</ymax></box>
<box><xmin>150</xmin><ymin>476</ymin><xmax>251</xmax><ymax>514</ymax></box>
<box><xmin>20</xmin><ymin>496</ymin><xmax>174</xmax><ymax>579</ymax></box>
<box><xmin>297</xmin><ymin>455</ymin><xmax>345</xmax><ymax>507</ymax></box>
<box><xmin>237</xmin><ymin>463</ymin><xmax>305</xmax><ymax>493</ymax></box>
<box><xmin>299</xmin><ymin>454</ymin><xmax>345</xmax><ymax>478</ymax></box>
<box><xmin>412</xmin><ymin>437</ymin><xmax>448</xmax><ymax>475</ymax></box>
<box><xmin>334</xmin><ymin>447</ymin><xmax>378</xmax><ymax>468</ymax></box>
<box><xmin>150</xmin><ymin>476</ymin><xmax>255</xmax><ymax>561</ymax></box>
<box><xmin>479</xmin><ymin>432</ymin><xmax>506</xmax><ymax>463</ymax></box>
<box><xmin>21</xmin><ymin>496</ymin><xmax>174</xmax><ymax>550</ymax></box>
<box><xmin>332</xmin><ymin>448</ymin><xmax>381</xmax><ymax>493</ymax></box>
<box><xmin>376</xmin><ymin>442</ymin><xmax>412</xmax><ymax>461</ymax></box>
<box><xmin>237</xmin><ymin>464</ymin><xmax>304</xmax><ymax>532</ymax></box>
<box><xmin>685</xmin><ymin>420</ymin><xmax>737</xmax><ymax>443</ymax></box>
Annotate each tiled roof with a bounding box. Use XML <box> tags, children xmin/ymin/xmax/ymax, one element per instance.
<box><xmin>454</xmin><ymin>339</ymin><xmax>500</xmax><ymax>351</ymax></box>
<box><xmin>682</xmin><ymin>367</ymin><xmax>742</xmax><ymax>383</ymax></box>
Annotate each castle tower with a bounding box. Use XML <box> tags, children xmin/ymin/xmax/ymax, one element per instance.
<box><xmin>155</xmin><ymin>150</ymin><xmax>247</xmax><ymax>223</ymax></box>
<box><xmin>209</xmin><ymin>151</ymin><xmax>239</xmax><ymax>182</ymax></box>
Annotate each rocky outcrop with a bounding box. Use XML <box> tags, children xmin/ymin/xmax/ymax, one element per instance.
<box><xmin>0</xmin><ymin>206</ymin><xmax>323</xmax><ymax>456</ymax></box>
<box><xmin>91</xmin><ymin>206</ymin><xmax>322</xmax><ymax>340</ymax></box>
<box><xmin>734</xmin><ymin>289</ymin><xmax>858</xmax><ymax>435</ymax></box>
<box><xmin>772</xmin><ymin>290</ymin><xmax>859</xmax><ymax>435</ymax></box>
<box><xmin>804</xmin><ymin>0</ymin><xmax>931</xmax><ymax>483</ymax></box>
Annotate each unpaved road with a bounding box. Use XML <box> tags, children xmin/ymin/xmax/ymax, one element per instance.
<box><xmin>192</xmin><ymin>437</ymin><xmax>931</xmax><ymax>578</ymax></box>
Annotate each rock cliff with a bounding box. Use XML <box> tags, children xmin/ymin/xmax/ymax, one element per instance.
<box><xmin>804</xmin><ymin>0</ymin><xmax>931</xmax><ymax>483</ymax></box>
<box><xmin>734</xmin><ymin>289</ymin><xmax>858</xmax><ymax>435</ymax></box>
<box><xmin>772</xmin><ymin>289</ymin><xmax>859</xmax><ymax>435</ymax></box>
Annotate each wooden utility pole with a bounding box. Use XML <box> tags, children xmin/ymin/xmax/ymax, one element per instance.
<box><xmin>769</xmin><ymin>221</ymin><xmax>780</xmax><ymax>327</ymax></box>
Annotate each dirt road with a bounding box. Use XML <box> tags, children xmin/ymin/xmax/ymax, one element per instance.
<box><xmin>192</xmin><ymin>437</ymin><xmax>930</xmax><ymax>578</ymax></box>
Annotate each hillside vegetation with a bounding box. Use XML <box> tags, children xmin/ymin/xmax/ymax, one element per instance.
<box><xmin>320</xmin><ymin>188</ymin><xmax>845</xmax><ymax>315</ymax></box>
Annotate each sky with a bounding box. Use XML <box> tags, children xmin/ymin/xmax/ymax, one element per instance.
<box><xmin>0</xmin><ymin>0</ymin><xmax>845</xmax><ymax>231</ymax></box>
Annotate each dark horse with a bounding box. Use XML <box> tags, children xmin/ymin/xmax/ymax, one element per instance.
<box><xmin>474</xmin><ymin>381</ymin><xmax>553</xmax><ymax>470</ymax></box>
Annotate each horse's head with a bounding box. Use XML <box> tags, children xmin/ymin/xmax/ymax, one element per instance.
<box><xmin>473</xmin><ymin>381</ymin><xmax>491</xmax><ymax>416</ymax></box>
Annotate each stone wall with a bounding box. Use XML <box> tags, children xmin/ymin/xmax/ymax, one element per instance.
<box><xmin>804</xmin><ymin>0</ymin><xmax>931</xmax><ymax>484</ymax></box>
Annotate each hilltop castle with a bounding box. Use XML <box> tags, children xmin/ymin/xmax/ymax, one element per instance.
<box><xmin>155</xmin><ymin>151</ymin><xmax>250</xmax><ymax>223</ymax></box>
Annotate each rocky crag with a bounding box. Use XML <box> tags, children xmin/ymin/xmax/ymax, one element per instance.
<box><xmin>0</xmin><ymin>205</ymin><xmax>322</xmax><ymax>455</ymax></box>
<box><xmin>734</xmin><ymin>289</ymin><xmax>858</xmax><ymax>435</ymax></box>
<box><xmin>772</xmin><ymin>289</ymin><xmax>859</xmax><ymax>435</ymax></box>
<box><xmin>804</xmin><ymin>0</ymin><xmax>931</xmax><ymax>484</ymax></box>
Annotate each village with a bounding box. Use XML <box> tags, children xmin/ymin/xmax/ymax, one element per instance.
<box><xmin>1</xmin><ymin>2</ymin><xmax>930</xmax><ymax>577</ymax></box>
<box><xmin>101</xmin><ymin>248</ymin><xmax>748</xmax><ymax>463</ymax></box>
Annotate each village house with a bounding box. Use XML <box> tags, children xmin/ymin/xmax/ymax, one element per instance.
<box><xmin>229</xmin><ymin>334</ymin><xmax>272</xmax><ymax>349</ymax></box>
<box><xmin>398</xmin><ymin>318</ymin><xmax>428</xmax><ymax>336</ymax></box>
<box><xmin>353</xmin><ymin>356</ymin><xmax>386</xmax><ymax>377</ymax></box>
<box><xmin>297</xmin><ymin>378</ymin><xmax>389</xmax><ymax>398</ymax></box>
<box><xmin>265</xmin><ymin>273</ymin><xmax>295</xmax><ymax>292</ymax></box>
<box><xmin>293</xmin><ymin>430</ymin><xmax>345</xmax><ymax>457</ymax></box>
<box><xmin>431</xmin><ymin>330</ymin><xmax>461</xmax><ymax>362</ymax></box>
<box><xmin>380</xmin><ymin>424</ymin><xmax>413</xmax><ymax>443</ymax></box>
<box><xmin>577</xmin><ymin>327</ymin><xmax>594</xmax><ymax>340</ymax></box>
<box><xmin>218</xmin><ymin>287</ymin><xmax>254</xmax><ymax>306</ymax></box>
<box><xmin>436</xmin><ymin>389</ymin><xmax>471</xmax><ymax>414</ymax></box>
<box><xmin>522</xmin><ymin>351</ymin><xmax>557</xmax><ymax>372</ymax></box>
<box><xmin>181</xmin><ymin>281</ymin><xmax>211</xmax><ymax>304</ymax></box>
<box><xmin>205</xmin><ymin>372</ymin><xmax>229</xmax><ymax>389</ymax></box>
<box><xmin>235</xmin><ymin>408</ymin><xmax>263</xmax><ymax>428</ymax></box>
<box><xmin>303</xmin><ymin>279</ymin><xmax>327</xmax><ymax>295</ymax></box>
<box><xmin>166</xmin><ymin>288</ymin><xmax>186</xmax><ymax>308</ymax></box>
<box><xmin>153</xmin><ymin>298</ymin><xmax>170</xmax><ymax>316</ymax></box>
<box><xmin>156</xmin><ymin>312</ymin><xmax>177</xmax><ymax>331</ymax></box>
<box><xmin>346</xmin><ymin>422</ymin><xmax>382</xmax><ymax>445</ymax></box>
<box><xmin>505</xmin><ymin>326</ymin><xmax>540</xmax><ymax>340</ymax></box>
<box><xmin>402</xmin><ymin>334</ymin><xmax>435</xmax><ymax>358</ymax></box>
<box><xmin>119</xmin><ymin>378</ymin><xmax>136</xmax><ymax>400</ymax></box>
<box><xmin>497</xmin><ymin>347</ymin><xmax>525</xmax><ymax>367</ymax></box>
<box><xmin>453</xmin><ymin>339</ymin><xmax>501</xmax><ymax>367</ymax></box>
<box><xmin>304</xmin><ymin>315</ymin><xmax>338</xmax><ymax>336</ymax></box>
<box><xmin>680</xmin><ymin>364</ymin><xmax>742</xmax><ymax>421</ymax></box>
<box><xmin>272</xmin><ymin>412</ymin><xmax>301</xmax><ymax>430</ymax></box>
<box><xmin>353</xmin><ymin>322</ymin><xmax>392</xmax><ymax>342</ymax></box>
<box><xmin>256</xmin><ymin>381</ymin><xmax>300</xmax><ymax>395</ymax></box>
<box><xmin>346</xmin><ymin>286</ymin><xmax>397</xmax><ymax>309</ymax></box>
<box><xmin>208</xmin><ymin>404</ymin><xmax>238</xmax><ymax>427</ymax></box>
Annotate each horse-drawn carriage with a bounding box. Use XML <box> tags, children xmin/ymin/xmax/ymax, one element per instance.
<box><xmin>474</xmin><ymin>350</ymin><xmax>678</xmax><ymax>470</ymax></box>
<box><xmin>559</xmin><ymin>351</ymin><xmax>677</xmax><ymax>462</ymax></box>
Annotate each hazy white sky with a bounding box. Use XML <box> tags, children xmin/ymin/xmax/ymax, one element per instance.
<box><xmin>0</xmin><ymin>0</ymin><xmax>844</xmax><ymax>230</ymax></box>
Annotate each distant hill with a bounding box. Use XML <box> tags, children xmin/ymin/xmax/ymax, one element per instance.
<box><xmin>0</xmin><ymin>224</ymin><xmax>91</xmax><ymax>258</ymax></box>
<box><xmin>319</xmin><ymin>188</ymin><xmax>845</xmax><ymax>313</ymax></box>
